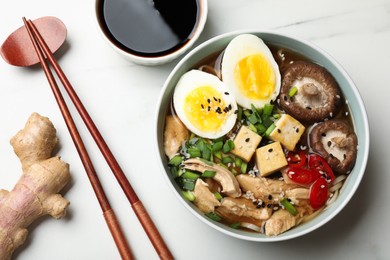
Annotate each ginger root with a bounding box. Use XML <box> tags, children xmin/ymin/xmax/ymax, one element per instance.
<box><xmin>0</xmin><ymin>113</ymin><xmax>71</xmax><ymax>260</ymax></box>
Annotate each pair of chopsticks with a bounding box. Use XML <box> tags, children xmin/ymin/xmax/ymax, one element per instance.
<box><xmin>22</xmin><ymin>17</ymin><xmax>173</xmax><ymax>260</ymax></box>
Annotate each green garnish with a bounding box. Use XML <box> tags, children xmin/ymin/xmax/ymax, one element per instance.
<box><xmin>188</xmin><ymin>146</ymin><xmax>201</xmax><ymax>158</ymax></box>
<box><xmin>168</xmin><ymin>155</ymin><xmax>183</xmax><ymax>166</ymax></box>
<box><xmin>222</xmin><ymin>156</ymin><xmax>234</xmax><ymax>165</ymax></box>
<box><xmin>182</xmin><ymin>190</ymin><xmax>196</xmax><ymax>201</ymax></box>
<box><xmin>212</xmin><ymin>141</ymin><xmax>223</xmax><ymax>152</ymax></box>
<box><xmin>280</xmin><ymin>198</ymin><xmax>298</xmax><ymax>216</ymax></box>
<box><xmin>181</xmin><ymin>171</ymin><xmax>199</xmax><ymax>180</ymax></box>
<box><xmin>229</xmin><ymin>222</ymin><xmax>241</xmax><ymax>229</ymax></box>
<box><xmin>202</xmin><ymin>170</ymin><xmax>216</xmax><ymax>178</ymax></box>
<box><xmin>205</xmin><ymin>212</ymin><xmax>222</xmax><ymax>222</ymax></box>
<box><xmin>235</xmin><ymin>157</ymin><xmax>243</xmax><ymax>167</ymax></box>
<box><xmin>240</xmin><ymin>161</ymin><xmax>248</xmax><ymax>173</ymax></box>
<box><xmin>288</xmin><ymin>86</ymin><xmax>298</xmax><ymax>97</ymax></box>
<box><xmin>222</xmin><ymin>140</ymin><xmax>235</xmax><ymax>153</ymax></box>
<box><xmin>214</xmin><ymin>192</ymin><xmax>223</xmax><ymax>201</ymax></box>
<box><xmin>263</xmin><ymin>104</ymin><xmax>274</xmax><ymax>117</ymax></box>
<box><xmin>264</xmin><ymin>123</ymin><xmax>276</xmax><ymax>137</ymax></box>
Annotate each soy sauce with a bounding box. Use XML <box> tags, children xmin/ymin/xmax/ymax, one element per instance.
<box><xmin>97</xmin><ymin>0</ymin><xmax>200</xmax><ymax>57</ymax></box>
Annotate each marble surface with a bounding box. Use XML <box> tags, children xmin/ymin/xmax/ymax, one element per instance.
<box><xmin>0</xmin><ymin>0</ymin><xmax>389</xmax><ymax>259</ymax></box>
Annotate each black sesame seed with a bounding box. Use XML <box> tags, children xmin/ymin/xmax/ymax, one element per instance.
<box><xmin>296</xmin><ymin>128</ymin><xmax>299</xmax><ymax>133</ymax></box>
<box><xmin>256</xmin><ymin>204</ymin><xmax>261</xmax><ymax>209</ymax></box>
<box><xmin>213</xmin><ymin>96</ymin><xmax>217</xmax><ymax>101</ymax></box>
<box><xmin>287</xmin><ymin>198</ymin><xmax>291</xmax><ymax>202</ymax></box>
<box><xmin>343</xmin><ymin>154</ymin><xmax>347</xmax><ymax>159</ymax></box>
<box><xmin>283</xmin><ymin>95</ymin><xmax>288</xmax><ymax>101</ymax></box>
<box><xmin>208</xmin><ymin>106</ymin><xmax>210</xmax><ymax>111</ymax></box>
<box><xmin>245</xmin><ymin>138</ymin><xmax>250</xmax><ymax>142</ymax></box>
<box><xmin>277</xmin><ymin>129</ymin><xmax>281</xmax><ymax>134</ymax></box>
<box><xmin>268</xmin><ymin>195</ymin><xmax>273</xmax><ymax>200</ymax></box>
<box><xmin>234</xmin><ymin>110</ymin><xmax>238</xmax><ymax>114</ymax></box>
<box><xmin>218</xmin><ymin>98</ymin><xmax>221</xmax><ymax>103</ymax></box>
<box><xmin>207</xmin><ymin>98</ymin><xmax>211</xmax><ymax>103</ymax></box>
<box><xmin>224</xmin><ymin>92</ymin><xmax>229</xmax><ymax>95</ymax></box>
<box><xmin>228</xmin><ymin>104</ymin><xmax>232</xmax><ymax>110</ymax></box>
<box><xmin>268</xmin><ymin>148</ymin><xmax>273</xmax><ymax>153</ymax></box>
<box><xmin>267</xmin><ymin>204</ymin><xmax>272</xmax><ymax>208</ymax></box>
<box><xmin>201</xmin><ymin>104</ymin><xmax>204</xmax><ymax>109</ymax></box>
<box><xmin>306</xmin><ymin>106</ymin><xmax>312</xmax><ymax>110</ymax></box>
<box><xmin>321</xmin><ymin>133</ymin><xmax>327</xmax><ymax>137</ymax></box>
<box><xmin>327</xmin><ymin>141</ymin><xmax>332</xmax><ymax>147</ymax></box>
<box><xmin>261</xmin><ymin>202</ymin><xmax>266</xmax><ymax>207</ymax></box>
<box><xmin>329</xmin><ymin>153</ymin><xmax>334</xmax><ymax>158</ymax></box>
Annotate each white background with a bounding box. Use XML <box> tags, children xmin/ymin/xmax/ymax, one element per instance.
<box><xmin>0</xmin><ymin>0</ymin><xmax>389</xmax><ymax>259</ymax></box>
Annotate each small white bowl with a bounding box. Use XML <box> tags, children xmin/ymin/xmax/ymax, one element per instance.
<box><xmin>94</xmin><ymin>0</ymin><xmax>208</xmax><ymax>66</ymax></box>
<box><xmin>154</xmin><ymin>30</ymin><xmax>370</xmax><ymax>241</ymax></box>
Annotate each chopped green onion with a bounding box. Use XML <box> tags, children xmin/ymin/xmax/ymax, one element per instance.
<box><xmin>188</xmin><ymin>147</ymin><xmax>201</xmax><ymax>158</ymax></box>
<box><xmin>168</xmin><ymin>155</ymin><xmax>183</xmax><ymax>167</ymax></box>
<box><xmin>235</xmin><ymin>157</ymin><xmax>243</xmax><ymax>167</ymax></box>
<box><xmin>263</xmin><ymin>104</ymin><xmax>274</xmax><ymax>117</ymax></box>
<box><xmin>202</xmin><ymin>170</ymin><xmax>216</xmax><ymax>178</ymax></box>
<box><xmin>170</xmin><ymin>166</ymin><xmax>179</xmax><ymax>178</ymax></box>
<box><xmin>288</xmin><ymin>86</ymin><xmax>298</xmax><ymax>97</ymax></box>
<box><xmin>262</xmin><ymin>115</ymin><xmax>274</xmax><ymax>128</ymax></box>
<box><xmin>247</xmin><ymin>113</ymin><xmax>258</xmax><ymax>124</ymax></box>
<box><xmin>222</xmin><ymin>140</ymin><xmax>235</xmax><ymax>153</ymax></box>
<box><xmin>237</xmin><ymin>106</ymin><xmax>243</xmax><ymax>121</ymax></box>
<box><xmin>205</xmin><ymin>212</ymin><xmax>222</xmax><ymax>222</ymax></box>
<box><xmin>222</xmin><ymin>156</ymin><xmax>234</xmax><ymax>165</ymax></box>
<box><xmin>196</xmin><ymin>139</ymin><xmax>205</xmax><ymax>151</ymax></box>
<box><xmin>213</xmin><ymin>141</ymin><xmax>223</xmax><ymax>152</ymax></box>
<box><xmin>248</xmin><ymin>123</ymin><xmax>257</xmax><ymax>133</ymax></box>
<box><xmin>181</xmin><ymin>171</ymin><xmax>199</xmax><ymax>180</ymax></box>
<box><xmin>213</xmin><ymin>151</ymin><xmax>222</xmax><ymax>160</ymax></box>
<box><xmin>202</xmin><ymin>146</ymin><xmax>212</xmax><ymax>161</ymax></box>
<box><xmin>229</xmin><ymin>222</ymin><xmax>241</xmax><ymax>229</ymax></box>
<box><xmin>181</xmin><ymin>179</ymin><xmax>195</xmax><ymax>191</ymax></box>
<box><xmin>264</xmin><ymin>123</ymin><xmax>276</xmax><ymax>137</ymax></box>
<box><xmin>182</xmin><ymin>190</ymin><xmax>196</xmax><ymax>201</ymax></box>
<box><xmin>255</xmin><ymin>123</ymin><xmax>267</xmax><ymax>134</ymax></box>
<box><xmin>280</xmin><ymin>198</ymin><xmax>297</xmax><ymax>216</ymax></box>
<box><xmin>273</xmin><ymin>113</ymin><xmax>281</xmax><ymax>119</ymax></box>
<box><xmin>243</xmin><ymin>110</ymin><xmax>252</xmax><ymax>118</ymax></box>
<box><xmin>240</xmin><ymin>162</ymin><xmax>248</xmax><ymax>173</ymax></box>
<box><xmin>214</xmin><ymin>192</ymin><xmax>223</xmax><ymax>201</ymax></box>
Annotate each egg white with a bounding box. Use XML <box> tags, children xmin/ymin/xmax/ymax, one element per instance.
<box><xmin>173</xmin><ymin>70</ymin><xmax>237</xmax><ymax>139</ymax></box>
<box><xmin>221</xmin><ymin>34</ymin><xmax>281</xmax><ymax>109</ymax></box>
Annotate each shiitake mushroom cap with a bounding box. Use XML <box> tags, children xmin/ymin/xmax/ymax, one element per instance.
<box><xmin>279</xmin><ymin>61</ymin><xmax>342</xmax><ymax>123</ymax></box>
<box><xmin>309</xmin><ymin>119</ymin><xmax>358</xmax><ymax>174</ymax></box>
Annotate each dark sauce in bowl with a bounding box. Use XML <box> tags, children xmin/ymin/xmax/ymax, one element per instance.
<box><xmin>97</xmin><ymin>0</ymin><xmax>200</xmax><ymax>57</ymax></box>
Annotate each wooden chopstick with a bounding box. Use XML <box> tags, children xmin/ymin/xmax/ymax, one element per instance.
<box><xmin>22</xmin><ymin>17</ymin><xmax>134</xmax><ymax>259</ymax></box>
<box><xmin>23</xmin><ymin>17</ymin><xmax>174</xmax><ymax>260</ymax></box>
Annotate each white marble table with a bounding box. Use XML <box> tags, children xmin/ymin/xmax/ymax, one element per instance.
<box><xmin>0</xmin><ymin>0</ymin><xmax>388</xmax><ymax>259</ymax></box>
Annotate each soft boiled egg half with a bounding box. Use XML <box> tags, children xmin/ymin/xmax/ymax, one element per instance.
<box><xmin>221</xmin><ymin>34</ymin><xmax>281</xmax><ymax>109</ymax></box>
<box><xmin>173</xmin><ymin>70</ymin><xmax>237</xmax><ymax>139</ymax></box>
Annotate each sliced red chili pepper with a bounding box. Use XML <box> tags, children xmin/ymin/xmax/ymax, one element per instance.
<box><xmin>287</xmin><ymin>168</ymin><xmax>321</xmax><ymax>185</ymax></box>
<box><xmin>309</xmin><ymin>177</ymin><xmax>329</xmax><ymax>210</ymax></box>
<box><xmin>308</xmin><ymin>154</ymin><xmax>335</xmax><ymax>183</ymax></box>
<box><xmin>286</xmin><ymin>151</ymin><xmax>307</xmax><ymax>168</ymax></box>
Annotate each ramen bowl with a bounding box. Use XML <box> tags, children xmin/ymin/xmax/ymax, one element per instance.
<box><xmin>154</xmin><ymin>30</ymin><xmax>369</xmax><ymax>241</ymax></box>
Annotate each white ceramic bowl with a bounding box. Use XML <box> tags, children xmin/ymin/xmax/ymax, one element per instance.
<box><xmin>94</xmin><ymin>0</ymin><xmax>208</xmax><ymax>66</ymax></box>
<box><xmin>154</xmin><ymin>30</ymin><xmax>369</xmax><ymax>241</ymax></box>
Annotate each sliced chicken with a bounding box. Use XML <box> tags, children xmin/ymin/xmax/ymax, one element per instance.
<box><xmin>264</xmin><ymin>209</ymin><xmax>304</xmax><ymax>236</ymax></box>
<box><xmin>163</xmin><ymin>115</ymin><xmax>189</xmax><ymax>159</ymax></box>
<box><xmin>192</xmin><ymin>179</ymin><xmax>221</xmax><ymax>213</ymax></box>
<box><xmin>220</xmin><ymin>197</ymin><xmax>272</xmax><ymax>220</ymax></box>
<box><xmin>183</xmin><ymin>158</ymin><xmax>241</xmax><ymax>198</ymax></box>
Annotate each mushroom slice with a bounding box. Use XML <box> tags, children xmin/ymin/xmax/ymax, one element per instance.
<box><xmin>279</xmin><ymin>61</ymin><xmax>342</xmax><ymax>123</ymax></box>
<box><xmin>236</xmin><ymin>174</ymin><xmax>298</xmax><ymax>201</ymax></box>
<box><xmin>309</xmin><ymin>119</ymin><xmax>358</xmax><ymax>174</ymax></box>
<box><xmin>193</xmin><ymin>179</ymin><xmax>221</xmax><ymax>213</ymax></box>
<box><xmin>220</xmin><ymin>197</ymin><xmax>272</xmax><ymax>220</ymax></box>
<box><xmin>264</xmin><ymin>209</ymin><xmax>304</xmax><ymax>236</ymax></box>
<box><xmin>182</xmin><ymin>158</ymin><xmax>241</xmax><ymax>198</ymax></box>
<box><xmin>163</xmin><ymin>115</ymin><xmax>189</xmax><ymax>159</ymax></box>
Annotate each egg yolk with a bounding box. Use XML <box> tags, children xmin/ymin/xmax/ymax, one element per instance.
<box><xmin>234</xmin><ymin>53</ymin><xmax>275</xmax><ymax>100</ymax></box>
<box><xmin>184</xmin><ymin>86</ymin><xmax>228</xmax><ymax>133</ymax></box>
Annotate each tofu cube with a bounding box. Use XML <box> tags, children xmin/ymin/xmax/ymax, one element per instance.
<box><xmin>255</xmin><ymin>142</ymin><xmax>287</xmax><ymax>177</ymax></box>
<box><xmin>268</xmin><ymin>114</ymin><xmax>305</xmax><ymax>151</ymax></box>
<box><xmin>230</xmin><ymin>125</ymin><xmax>262</xmax><ymax>162</ymax></box>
